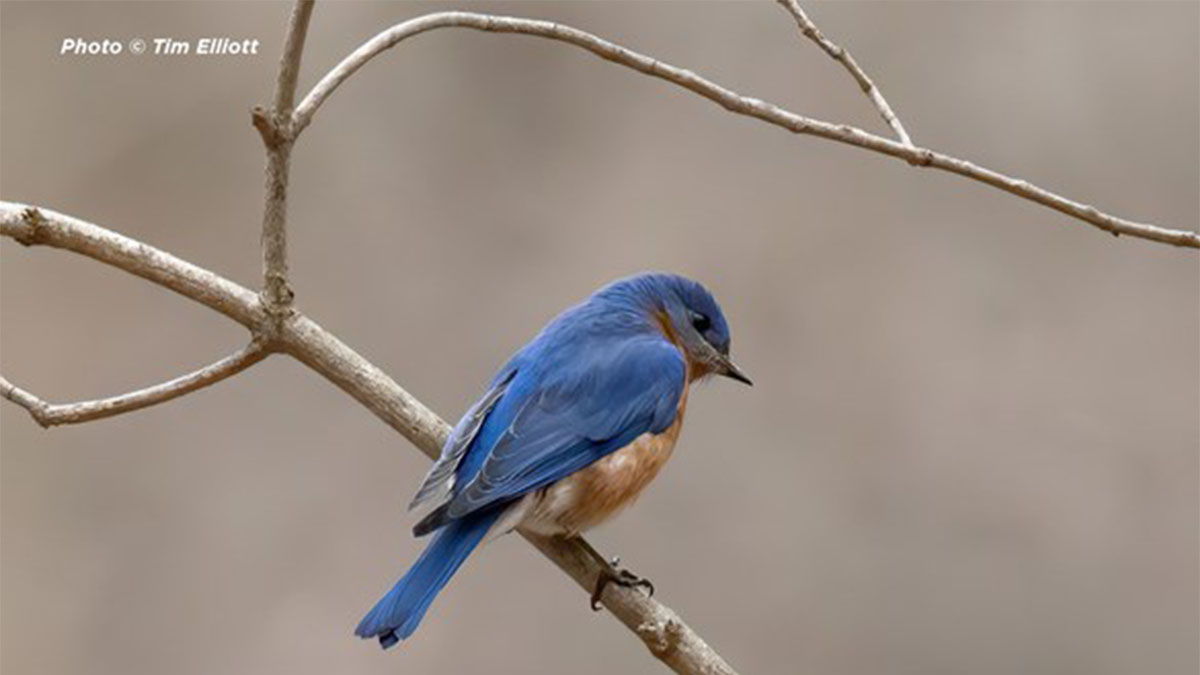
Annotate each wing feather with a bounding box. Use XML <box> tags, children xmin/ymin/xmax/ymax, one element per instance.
<box><xmin>407</xmin><ymin>367</ymin><xmax>517</xmax><ymax>512</ymax></box>
<box><xmin>444</xmin><ymin>337</ymin><xmax>685</xmax><ymax>521</ymax></box>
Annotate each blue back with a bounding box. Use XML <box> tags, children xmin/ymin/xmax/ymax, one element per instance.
<box><xmin>411</xmin><ymin>273</ymin><xmax>705</xmax><ymax>532</ymax></box>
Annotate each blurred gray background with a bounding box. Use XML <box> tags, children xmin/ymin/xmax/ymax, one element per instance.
<box><xmin>2</xmin><ymin>2</ymin><xmax>1196</xmax><ymax>674</ymax></box>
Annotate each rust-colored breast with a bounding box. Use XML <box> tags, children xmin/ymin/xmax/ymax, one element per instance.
<box><xmin>520</xmin><ymin>387</ymin><xmax>690</xmax><ymax>537</ymax></box>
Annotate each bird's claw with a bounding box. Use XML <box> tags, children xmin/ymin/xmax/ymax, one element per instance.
<box><xmin>590</xmin><ymin>557</ymin><xmax>654</xmax><ymax>611</ymax></box>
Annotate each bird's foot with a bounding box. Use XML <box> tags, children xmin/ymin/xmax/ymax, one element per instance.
<box><xmin>591</xmin><ymin>555</ymin><xmax>654</xmax><ymax>611</ymax></box>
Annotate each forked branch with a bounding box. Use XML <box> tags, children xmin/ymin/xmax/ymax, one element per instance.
<box><xmin>775</xmin><ymin>0</ymin><xmax>913</xmax><ymax>146</ymax></box>
<box><xmin>291</xmin><ymin>11</ymin><xmax>1197</xmax><ymax>248</ymax></box>
<box><xmin>255</xmin><ymin>0</ymin><xmax>316</xmax><ymax>314</ymax></box>
<box><xmin>3</xmin><ymin>3</ymin><xmax>1197</xmax><ymax>675</ymax></box>
<box><xmin>0</xmin><ymin>200</ymin><xmax>733</xmax><ymax>674</ymax></box>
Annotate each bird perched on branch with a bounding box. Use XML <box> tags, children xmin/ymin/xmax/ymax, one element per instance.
<box><xmin>356</xmin><ymin>272</ymin><xmax>751</xmax><ymax>648</ymax></box>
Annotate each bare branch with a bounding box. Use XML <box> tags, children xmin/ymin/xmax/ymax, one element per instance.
<box><xmin>0</xmin><ymin>341</ymin><xmax>269</xmax><ymax>428</ymax></box>
<box><xmin>4</xmin><ymin>4</ymin><xmax>1192</xmax><ymax>672</ymax></box>
<box><xmin>279</xmin><ymin>313</ymin><xmax>450</xmax><ymax>453</ymax></box>
<box><xmin>0</xmin><ymin>202</ymin><xmax>736</xmax><ymax>675</ymax></box>
<box><xmin>775</xmin><ymin>0</ymin><xmax>913</xmax><ymax>147</ymax></box>
<box><xmin>255</xmin><ymin>0</ymin><xmax>315</xmax><ymax>315</ymax></box>
<box><xmin>0</xmin><ymin>204</ymin><xmax>266</xmax><ymax>328</ymax></box>
<box><xmin>258</xmin><ymin>133</ymin><xmax>295</xmax><ymax>314</ymax></box>
<box><xmin>524</xmin><ymin>533</ymin><xmax>736</xmax><ymax>674</ymax></box>
<box><xmin>273</xmin><ymin>0</ymin><xmax>316</xmax><ymax>115</ymax></box>
<box><xmin>291</xmin><ymin>11</ymin><xmax>1198</xmax><ymax>249</ymax></box>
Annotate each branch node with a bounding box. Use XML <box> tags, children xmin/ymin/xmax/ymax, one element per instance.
<box><xmin>1</xmin><ymin>377</ymin><xmax>50</xmax><ymax>428</ymax></box>
<box><xmin>777</xmin><ymin>0</ymin><xmax>915</xmax><ymax>146</ymax></box>
<box><xmin>260</xmin><ymin>273</ymin><xmax>296</xmax><ymax>322</ymax></box>
<box><xmin>15</xmin><ymin>207</ymin><xmax>48</xmax><ymax>246</ymax></box>
<box><xmin>907</xmin><ymin>148</ymin><xmax>935</xmax><ymax>167</ymax></box>
<box><xmin>637</xmin><ymin>615</ymin><xmax>685</xmax><ymax>659</ymax></box>
<box><xmin>252</xmin><ymin>105</ymin><xmax>293</xmax><ymax>149</ymax></box>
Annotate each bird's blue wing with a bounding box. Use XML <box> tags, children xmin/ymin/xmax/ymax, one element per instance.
<box><xmin>442</xmin><ymin>336</ymin><xmax>686</xmax><ymax>521</ymax></box>
<box><xmin>408</xmin><ymin>365</ymin><xmax>518</xmax><ymax>511</ymax></box>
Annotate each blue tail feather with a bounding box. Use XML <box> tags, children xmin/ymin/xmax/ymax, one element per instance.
<box><xmin>355</xmin><ymin>510</ymin><xmax>500</xmax><ymax>648</ymax></box>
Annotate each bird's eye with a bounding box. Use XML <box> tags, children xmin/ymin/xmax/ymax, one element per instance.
<box><xmin>690</xmin><ymin>312</ymin><xmax>711</xmax><ymax>333</ymax></box>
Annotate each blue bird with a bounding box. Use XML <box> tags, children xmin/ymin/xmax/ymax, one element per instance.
<box><xmin>356</xmin><ymin>272</ymin><xmax>751</xmax><ymax>648</ymax></box>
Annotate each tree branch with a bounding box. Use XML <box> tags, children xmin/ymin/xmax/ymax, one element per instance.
<box><xmin>291</xmin><ymin>11</ymin><xmax>1198</xmax><ymax>249</ymax></box>
<box><xmin>4</xmin><ymin>2</ymin><xmax>1193</xmax><ymax>673</ymax></box>
<box><xmin>523</xmin><ymin>533</ymin><xmax>735</xmax><ymax>674</ymax></box>
<box><xmin>775</xmin><ymin>0</ymin><xmax>913</xmax><ymax>147</ymax></box>
<box><xmin>0</xmin><ymin>200</ymin><xmax>736</xmax><ymax>675</ymax></box>
<box><xmin>254</xmin><ymin>0</ymin><xmax>315</xmax><ymax>315</ymax></box>
<box><xmin>0</xmin><ymin>204</ymin><xmax>266</xmax><ymax>328</ymax></box>
<box><xmin>0</xmin><ymin>341</ymin><xmax>269</xmax><ymax>428</ymax></box>
<box><xmin>273</xmin><ymin>0</ymin><xmax>316</xmax><ymax>115</ymax></box>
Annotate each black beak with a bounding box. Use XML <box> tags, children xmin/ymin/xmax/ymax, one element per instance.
<box><xmin>718</xmin><ymin>357</ymin><xmax>753</xmax><ymax>386</ymax></box>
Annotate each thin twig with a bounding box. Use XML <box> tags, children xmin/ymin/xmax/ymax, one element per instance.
<box><xmin>291</xmin><ymin>11</ymin><xmax>1198</xmax><ymax>249</ymax></box>
<box><xmin>274</xmin><ymin>0</ymin><xmax>316</xmax><ymax>115</ymax></box>
<box><xmin>0</xmin><ymin>200</ymin><xmax>734</xmax><ymax>675</ymax></box>
<box><xmin>775</xmin><ymin>0</ymin><xmax>913</xmax><ymax>147</ymax></box>
<box><xmin>256</xmin><ymin>0</ymin><xmax>315</xmax><ymax>315</ymax></box>
<box><xmin>0</xmin><ymin>341</ymin><xmax>269</xmax><ymax>428</ymax></box>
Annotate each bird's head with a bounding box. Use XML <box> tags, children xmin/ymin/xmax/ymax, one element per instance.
<box><xmin>602</xmin><ymin>272</ymin><xmax>752</xmax><ymax>386</ymax></box>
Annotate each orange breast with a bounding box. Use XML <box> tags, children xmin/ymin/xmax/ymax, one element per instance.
<box><xmin>519</xmin><ymin>387</ymin><xmax>690</xmax><ymax>537</ymax></box>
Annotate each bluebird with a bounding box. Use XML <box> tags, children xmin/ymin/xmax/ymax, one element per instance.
<box><xmin>356</xmin><ymin>272</ymin><xmax>751</xmax><ymax>648</ymax></box>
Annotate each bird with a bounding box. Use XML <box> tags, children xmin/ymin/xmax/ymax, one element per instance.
<box><xmin>355</xmin><ymin>272</ymin><xmax>751</xmax><ymax>648</ymax></box>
